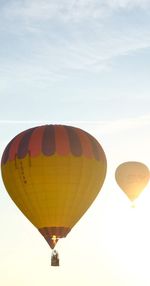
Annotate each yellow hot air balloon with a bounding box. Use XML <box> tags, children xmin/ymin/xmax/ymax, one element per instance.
<box><xmin>115</xmin><ymin>161</ymin><xmax>150</xmax><ymax>203</ymax></box>
<box><xmin>1</xmin><ymin>124</ymin><xmax>107</xmax><ymax>265</ymax></box>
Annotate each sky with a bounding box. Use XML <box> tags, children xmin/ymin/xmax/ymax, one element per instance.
<box><xmin>0</xmin><ymin>0</ymin><xmax>150</xmax><ymax>285</ymax></box>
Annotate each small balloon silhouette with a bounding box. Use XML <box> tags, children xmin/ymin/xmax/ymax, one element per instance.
<box><xmin>115</xmin><ymin>161</ymin><xmax>149</xmax><ymax>202</ymax></box>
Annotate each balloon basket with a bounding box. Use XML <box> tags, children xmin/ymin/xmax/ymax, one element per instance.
<box><xmin>51</xmin><ymin>249</ymin><xmax>60</xmax><ymax>267</ymax></box>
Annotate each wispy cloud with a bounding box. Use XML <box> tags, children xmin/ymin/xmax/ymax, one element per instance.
<box><xmin>2</xmin><ymin>0</ymin><xmax>150</xmax><ymax>23</ymax></box>
<box><xmin>106</xmin><ymin>0</ymin><xmax>150</xmax><ymax>10</ymax></box>
<box><xmin>0</xmin><ymin>0</ymin><xmax>150</xmax><ymax>82</ymax></box>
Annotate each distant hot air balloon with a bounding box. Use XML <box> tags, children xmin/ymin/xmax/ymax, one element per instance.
<box><xmin>1</xmin><ymin>124</ymin><xmax>107</xmax><ymax>266</ymax></box>
<box><xmin>115</xmin><ymin>161</ymin><xmax>150</xmax><ymax>203</ymax></box>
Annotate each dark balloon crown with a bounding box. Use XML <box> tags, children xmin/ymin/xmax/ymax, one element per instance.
<box><xmin>1</xmin><ymin>125</ymin><xmax>106</xmax><ymax>165</ymax></box>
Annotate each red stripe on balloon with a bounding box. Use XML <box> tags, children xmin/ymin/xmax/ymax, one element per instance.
<box><xmin>54</xmin><ymin>125</ymin><xmax>70</xmax><ymax>156</ymax></box>
<box><xmin>76</xmin><ymin>129</ymin><xmax>93</xmax><ymax>158</ymax></box>
<box><xmin>65</xmin><ymin>126</ymin><xmax>82</xmax><ymax>156</ymax></box>
<box><xmin>29</xmin><ymin>125</ymin><xmax>45</xmax><ymax>157</ymax></box>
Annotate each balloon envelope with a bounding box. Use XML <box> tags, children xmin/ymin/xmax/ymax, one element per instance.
<box><xmin>115</xmin><ymin>161</ymin><xmax>150</xmax><ymax>201</ymax></box>
<box><xmin>1</xmin><ymin>124</ymin><xmax>107</xmax><ymax>248</ymax></box>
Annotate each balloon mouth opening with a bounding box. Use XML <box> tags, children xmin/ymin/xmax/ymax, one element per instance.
<box><xmin>38</xmin><ymin>226</ymin><xmax>71</xmax><ymax>249</ymax></box>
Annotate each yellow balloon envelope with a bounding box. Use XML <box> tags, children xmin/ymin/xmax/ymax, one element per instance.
<box><xmin>115</xmin><ymin>161</ymin><xmax>150</xmax><ymax>202</ymax></box>
<box><xmin>1</xmin><ymin>124</ymin><xmax>107</xmax><ymax>249</ymax></box>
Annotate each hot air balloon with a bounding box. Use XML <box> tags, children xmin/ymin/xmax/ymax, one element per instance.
<box><xmin>1</xmin><ymin>124</ymin><xmax>107</xmax><ymax>266</ymax></box>
<box><xmin>115</xmin><ymin>161</ymin><xmax>149</xmax><ymax>203</ymax></box>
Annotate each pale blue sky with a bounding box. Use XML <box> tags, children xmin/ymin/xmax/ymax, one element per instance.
<box><xmin>0</xmin><ymin>1</ymin><xmax>150</xmax><ymax>285</ymax></box>
<box><xmin>0</xmin><ymin>0</ymin><xmax>150</xmax><ymax>122</ymax></box>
